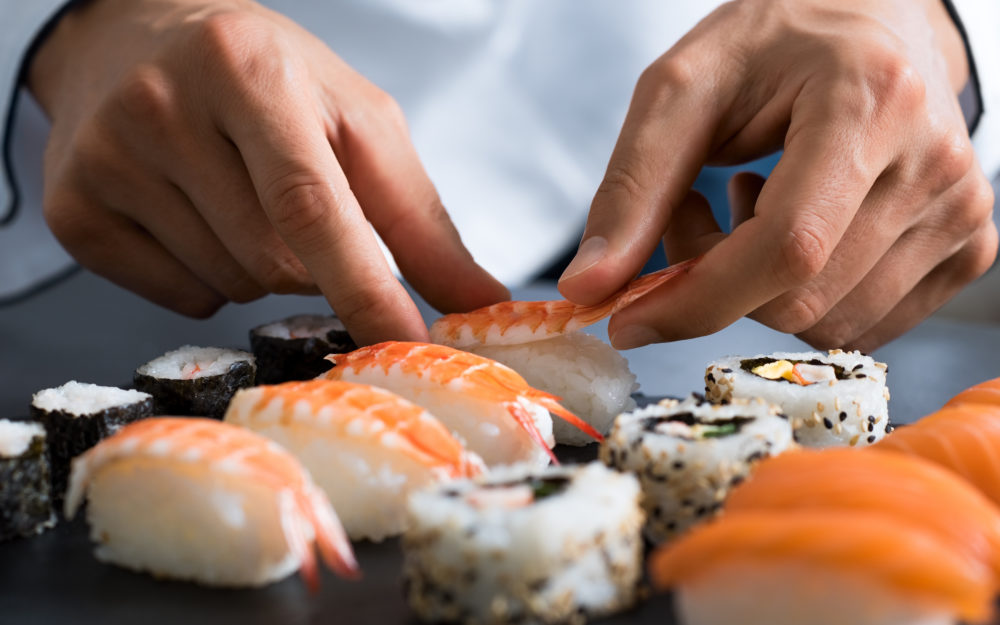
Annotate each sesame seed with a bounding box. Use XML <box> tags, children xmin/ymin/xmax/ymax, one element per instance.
<box><xmin>823</xmin><ymin>417</ymin><xmax>834</xmax><ymax>429</ymax></box>
<box><xmin>839</xmin><ymin>411</ymin><xmax>847</xmax><ymax>421</ymax></box>
<box><xmin>867</xmin><ymin>435</ymin><xmax>876</xmax><ymax>444</ymax></box>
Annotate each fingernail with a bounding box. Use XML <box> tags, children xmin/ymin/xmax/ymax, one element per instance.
<box><xmin>610</xmin><ymin>324</ymin><xmax>662</xmax><ymax>350</ymax></box>
<box><xmin>559</xmin><ymin>236</ymin><xmax>608</xmax><ymax>283</ymax></box>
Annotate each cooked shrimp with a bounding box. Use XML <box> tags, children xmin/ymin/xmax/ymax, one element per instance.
<box><xmin>65</xmin><ymin>417</ymin><xmax>358</xmax><ymax>590</ymax></box>
<box><xmin>322</xmin><ymin>342</ymin><xmax>602</xmax><ymax>467</ymax></box>
<box><xmin>225</xmin><ymin>379</ymin><xmax>486</xmax><ymax>540</ymax></box>
<box><xmin>429</xmin><ymin>257</ymin><xmax>698</xmax><ymax>348</ymax></box>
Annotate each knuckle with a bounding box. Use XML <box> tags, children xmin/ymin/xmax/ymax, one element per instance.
<box><xmin>950</xmin><ymin>176</ymin><xmax>997</xmax><ymax>236</ymax></box>
<box><xmin>115</xmin><ymin>66</ymin><xmax>176</xmax><ymax>127</ymax></box>
<box><xmin>924</xmin><ymin>130</ymin><xmax>974</xmax><ymax>190</ymax></box>
<box><xmin>962</xmin><ymin>223</ymin><xmax>999</xmax><ymax>282</ymax></box>
<box><xmin>639</xmin><ymin>55</ymin><xmax>699</xmax><ymax>98</ymax></box>
<box><xmin>335</xmin><ymin>280</ymin><xmax>399</xmax><ymax>327</ymax></box>
<box><xmin>864</xmin><ymin>49</ymin><xmax>925</xmax><ymax>113</ymax></box>
<box><xmin>264</xmin><ymin>174</ymin><xmax>337</xmax><ymax>243</ymax></box>
<box><xmin>761</xmin><ymin>288</ymin><xmax>828</xmax><ymax>335</ymax></box>
<box><xmin>776</xmin><ymin>222</ymin><xmax>830</xmax><ymax>286</ymax></box>
<box><xmin>42</xmin><ymin>197</ymin><xmax>90</xmax><ymax>250</ymax></box>
<box><xmin>596</xmin><ymin>160</ymin><xmax>651</xmax><ymax>206</ymax></box>
<box><xmin>254</xmin><ymin>253</ymin><xmax>314</xmax><ymax>294</ymax></box>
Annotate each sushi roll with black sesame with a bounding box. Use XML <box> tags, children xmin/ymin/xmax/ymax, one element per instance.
<box><xmin>134</xmin><ymin>346</ymin><xmax>256</xmax><ymax>418</ymax></box>
<box><xmin>705</xmin><ymin>350</ymin><xmax>891</xmax><ymax>448</ymax></box>
<box><xmin>600</xmin><ymin>395</ymin><xmax>794</xmax><ymax>543</ymax></box>
<box><xmin>30</xmin><ymin>381</ymin><xmax>153</xmax><ymax>507</ymax></box>
<box><xmin>402</xmin><ymin>462</ymin><xmax>643</xmax><ymax>625</ymax></box>
<box><xmin>0</xmin><ymin>419</ymin><xmax>56</xmax><ymax>540</ymax></box>
<box><xmin>249</xmin><ymin>314</ymin><xmax>357</xmax><ymax>384</ymax></box>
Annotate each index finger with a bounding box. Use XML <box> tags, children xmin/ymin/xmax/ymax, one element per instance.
<box><xmin>217</xmin><ymin>87</ymin><xmax>428</xmax><ymax>346</ymax></box>
<box><xmin>607</xmin><ymin>118</ymin><xmax>887</xmax><ymax>349</ymax></box>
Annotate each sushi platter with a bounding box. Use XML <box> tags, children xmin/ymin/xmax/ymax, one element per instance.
<box><xmin>4</xmin><ymin>270</ymin><xmax>1000</xmax><ymax>624</ymax></box>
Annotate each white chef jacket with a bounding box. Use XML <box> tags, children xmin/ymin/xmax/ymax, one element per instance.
<box><xmin>1</xmin><ymin>0</ymin><xmax>998</xmax><ymax>302</ymax></box>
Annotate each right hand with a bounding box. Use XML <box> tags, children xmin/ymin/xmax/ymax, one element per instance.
<box><xmin>27</xmin><ymin>0</ymin><xmax>508</xmax><ymax>344</ymax></box>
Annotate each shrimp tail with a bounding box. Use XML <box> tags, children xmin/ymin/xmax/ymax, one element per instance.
<box><xmin>279</xmin><ymin>490</ymin><xmax>321</xmax><ymax>593</ymax></box>
<box><xmin>304</xmin><ymin>489</ymin><xmax>361</xmax><ymax>580</ymax></box>
<box><xmin>538</xmin><ymin>396</ymin><xmax>604</xmax><ymax>443</ymax></box>
<box><xmin>508</xmin><ymin>400</ymin><xmax>559</xmax><ymax>465</ymax></box>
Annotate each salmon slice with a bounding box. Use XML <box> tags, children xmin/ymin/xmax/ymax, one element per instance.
<box><xmin>876</xmin><ymin>404</ymin><xmax>1000</xmax><ymax>506</ymax></box>
<box><xmin>946</xmin><ymin>377</ymin><xmax>1000</xmax><ymax>408</ymax></box>
<box><xmin>725</xmin><ymin>447</ymin><xmax>1000</xmax><ymax>580</ymax></box>
<box><xmin>649</xmin><ymin>511</ymin><xmax>995</xmax><ymax>624</ymax></box>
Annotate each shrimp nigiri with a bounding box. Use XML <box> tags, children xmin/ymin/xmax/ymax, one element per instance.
<box><xmin>322</xmin><ymin>342</ymin><xmax>601</xmax><ymax>468</ymax></box>
<box><xmin>65</xmin><ymin>417</ymin><xmax>357</xmax><ymax>590</ymax></box>
<box><xmin>224</xmin><ymin>379</ymin><xmax>485</xmax><ymax>541</ymax></box>
<box><xmin>428</xmin><ymin>258</ymin><xmax>698</xmax><ymax>446</ymax></box>
<box><xmin>876</xmin><ymin>403</ymin><xmax>1000</xmax><ymax>506</ymax></box>
<box><xmin>725</xmin><ymin>448</ymin><xmax>1000</xmax><ymax>580</ymax></box>
<box><xmin>650</xmin><ymin>511</ymin><xmax>995</xmax><ymax>625</ymax></box>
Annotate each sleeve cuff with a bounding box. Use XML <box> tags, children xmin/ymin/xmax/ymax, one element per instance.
<box><xmin>944</xmin><ymin>0</ymin><xmax>1000</xmax><ymax>180</ymax></box>
<box><xmin>0</xmin><ymin>0</ymin><xmax>84</xmax><ymax>226</ymax></box>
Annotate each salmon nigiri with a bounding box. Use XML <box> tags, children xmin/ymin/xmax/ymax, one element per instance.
<box><xmin>876</xmin><ymin>403</ymin><xmax>1000</xmax><ymax>506</ymax></box>
<box><xmin>945</xmin><ymin>377</ymin><xmax>1000</xmax><ymax>408</ymax></box>
<box><xmin>225</xmin><ymin>379</ymin><xmax>485</xmax><ymax>541</ymax></box>
<box><xmin>725</xmin><ymin>448</ymin><xmax>1000</xmax><ymax>580</ymax></box>
<box><xmin>650</xmin><ymin>511</ymin><xmax>995</xmax><ymax>625</ymax></box>
<box><xmin>322</xmin><ymin>342</ymin><xmax>601</xmax><ymax>468</ymax></box>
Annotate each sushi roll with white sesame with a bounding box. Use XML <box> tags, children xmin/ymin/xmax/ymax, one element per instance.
<box><xmin>600</xmin><ymin>395</ymin><xmax>794</xmax><ymax>543</ymax></box>
<box><xmin>250</xmin><ymin>314</ymin><xmax>356</xmax><ymax>384</ymax></box>
<box><xmin>705</xmin><ymin>350</ymin><xmax>891</xmax><ymax>448</ymax></box>
<box><xmin>134</xmin><ymin>346</ymin><xmax>256</xmax><ymax>419</ymax></box>
<box><xmin>402</xmin><ymin>462</ymin><xmax>643</xmax><ymax>625</ymax></box>
<box><xmin>30</xmin><ymin>381</ymin><xmax>153</xmax><ymax>506</ymax></box>
<box><xmin>0</xmin><ymin>420</ymin><xmax>56</xmax><ymax>540</ymax></box>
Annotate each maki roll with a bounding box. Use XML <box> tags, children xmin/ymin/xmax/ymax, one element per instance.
<box><xmin>249</xmin><ymin>314</ymin><xmax>357</xmax><ymax>384</ymax></box>
<box><xmin>705</xmin><ymin>350</ymin><xmax>891</xmax><ymax>448</ymax></box>
<box><xmin>0</xmin><ymin>419</ymin><xmax>55</xmax><ymax>540</ymax></box>
<box><xmin>134</xmin><ymin>345</ymin><xmax>256</xmax><ymax>418</ymax></box>
<box><xmin>600</xmin><ymin>395</ymin><xmax>794</xmax><ymax>543</ymax></box>
<box><xmin>30</xmin><ymin>381</ymin><xmax>153</xmax><ymax>506</ymax></box>
<box><xmin>402</xmin><ymin>462</ymin><xmax>643</xmax><ymax>625</ymax></box>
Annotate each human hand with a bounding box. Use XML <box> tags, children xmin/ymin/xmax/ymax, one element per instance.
<box><xmin>558</xmin><ymin>0</ymin><xmax>997</xmax><ymax>352</ymax></box>
<box><xmin>28</xmin><ymin>0</ymin><xmax>508</xmax><ymax>345</ymax></box>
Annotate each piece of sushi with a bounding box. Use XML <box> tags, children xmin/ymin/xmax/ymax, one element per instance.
<box><xmin>600</xmin><ymin>395</ymin><xmax>794</xmax><ymax>542</ymax></box>
<box><xmin>65</xmin><ymin>417</ymin><xmax>358</xmax><ymax>589</ymax></box>
<box><xmin>134</xmin><ymin>345</ymin><xmax>256</xmax><ymax>419</ymax></box>
<box><xmin>725</xmin><ymin>448</ymin><xmax>1000</xmax><ymax>580</ymax></box>
<box><xmin>428</xmin><ymin>263</ymin><xmax>697</xmax><ymax>447</ymax></box>
<box><xmin>30</xmin><ymin>381</ymin><xmax>153</xmax><ymax>506</ymax></box>
<box><xmin>322</xmin><ymin>342</ymin><xmax>602</xmax><ymax>469</ymax></box>
<box><xmin>705</xmin><ymin>350</ymin><xmax>891</xmax><ymax>448</ymax></box>
<box><xmin>249</xmin><ymin>314</ymin><xmax>357</xmax><ymax>384</ymax></box>
<box><xmin>876</xmin><ymin>403</ymin><xmax>1000</xmax><ymax>507</ymax></box>
<box><xmin>649</xmin><ymin>511</ymin><xmax>995</xmax><ymax>625</ymax></box>
<box><xmin>0</xmin><ymin>419</ymin><xmax>56</xmax><ymax>540</ymax></box>
<box><xmin>463</xmin><ymin>334</ymin><xmax>637</xmax><ymax>446</ymax></box>
<box><xmin>224</xmin><ymin>379</ymin><xmax>485</xmax><ymax>541</ymax></box>
<box><xmin>402</xmin><ymin>462</ymin><xmax>643</xmax><ymax>625</ymax></box>
<box><xmin>945</xmin><ymin>377</ymin><xmax>1000</xmax><ymax>408</ymax></box>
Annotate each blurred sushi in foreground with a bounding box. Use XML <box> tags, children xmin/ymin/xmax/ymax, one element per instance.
<box><xmin>649</xmin><ymin>511</ymin><xmax>995</xmax><ymax>625</ymax></box>
<box><xmin>945</xmin><ymin>376</ymin><xmax>1000</xmax><ymax>408</ymax></box>
<box><xmin>30</xmin><ymin>381</ymin><xmax>153</xmax><ymax>506</ymax></box>
<box><xmin>705</xmin><ymin>350</ymin><xmax>890</xmax><ymax>448</ymax></box>
<box><xmin>250</xmin><ymin>314</ymin><xmax>356</xmax><ymax>384</ymax></box>
<box><xmin>430</xmin><ymin>259</ymin><xmax>697</xmax><ymax>446</ymax></box>
<box><xmin>600</xmin><ymin>395</ymin><xmax>794</xmax><ymax>542</ymax></box>
<box><xmin>134</xmin><ymin>345</ymin><xmax>255</xmax><ymax>419</ymax></box>
<box><xmin>876</xmin><ymin>402</ymin><xmax>1000</xmax><ymax>507</ymax></box>
<box><xmin>402</xmin><ymin>462</ymin><xmax>643</xmax><ymax>625</ymax></box>
<box><xmin>65</xmin><ymin>418</ymin><xmax>358</xmax><ymax>589</ymax></box>
<box><xmin>322</xmin><ymin>342</ymin><xmax>601</xmax><ymax>468</ymax></box>
<box><xmin>225</xmin><ymin>379</ymin><xmax>485</xmax><ymax>541</ymax></box>
<box><xmin>0</xmin><ymin>419</ymin><xmax>55</xmax><ymax>540</ymax></box>
<box><xmin>725</xmin><ymin>448</ymin><xmax>1000</xmax><ymax>580</ymax></box>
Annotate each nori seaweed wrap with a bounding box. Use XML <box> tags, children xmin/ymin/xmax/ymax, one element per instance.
<box><xmin>134</xmin><ymin>345</ymin><xmax>256</xmax><ymax>418</ymax></box>
<box><xmin>249</xmin><ymin>314</ymin><xmax>356</xmax><ymax>384</ymax></box>
<box><xmin>30</xmin><ymin>382</ymin><xmax>154</xmax><ymax>508</ymax></box>
<box><xmin>0</xmin><ymin>419</ymin><xmax>56</xmax><ymax>540</ymax></box>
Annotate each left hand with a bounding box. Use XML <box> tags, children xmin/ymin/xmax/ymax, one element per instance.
<box><xmin>558</xmin><ymin>0</ymin><xmax>997</xmax><ymax>352</ymax></box>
